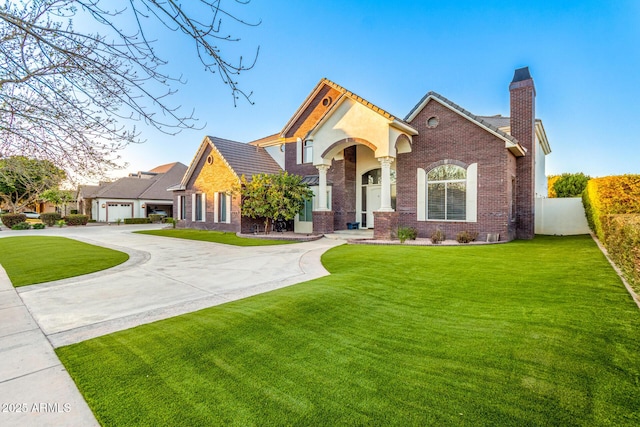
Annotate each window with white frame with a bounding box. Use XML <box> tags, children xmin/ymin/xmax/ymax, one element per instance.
<box><xmin>177</xmin><ymin>195</ymin><xmax>186</xmax><ymax>220</ymax></box>
<box><xmin>219</xmin><ymin>193</ymin><xmax>226</xmax><ymax>223</ymax></box>
<box><xmin>303</xmin><ymin>139</ymin><xmax>313</xmax><ymax>163</ymax></box>
<box><xmin>417</xmin><ymin>163</ymin><xmax>477</xmax><ymax>222</ymax></box>
<box><xmin>299</xmin><ymin>198</ymin><xmax>313</xmax><ymax>222</ymax></box>
<box><xmin>192</xmin><ymin>193</ymin><xmax>205</xmax><ymax>222</ymax></box>
<box><xmin>427</xmin><ymin>165</ymin><xmax>466</xmax><ymax>221</ymax></box>
<box><xmin>215</xmin><ymin>192</ymin><xmax>231</xmax><ymax>223</ymax></box>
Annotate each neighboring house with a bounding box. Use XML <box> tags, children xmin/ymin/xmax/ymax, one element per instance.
<box><xmin>174</xmin><ymin>67</ymin><xmax>551</xmax><ymax>241</ymax></box>
<box><xmin>78</xmin><ymin>162</ymin><xmax>187</xmax><ymax>222</ymax></box>
<box><xmin>169</xmin><ymin>136</ymin><xmax>282</xmax><ymax>232</ymax></box>
<box><xmin>38</xmin><ymin>199</ymin><xmax>77</xmax><ymax>217</ymax></box>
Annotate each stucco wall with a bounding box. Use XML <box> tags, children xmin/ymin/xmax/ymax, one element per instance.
<box><xmin>535</xmin><ymin>197</ymin><xmax>590</xmax><ymax>235</ymax></box>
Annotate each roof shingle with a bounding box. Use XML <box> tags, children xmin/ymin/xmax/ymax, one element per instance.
<box><xmin>209</xmin><ymin>136</ymin><xmax>282</xmax><ymax>180</ymax></box>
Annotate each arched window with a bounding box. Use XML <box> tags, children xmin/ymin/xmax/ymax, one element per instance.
<box><xmin>427</xmin><ymin>164</ymin><xmax>466</xmax><ymax>220</ymax></box>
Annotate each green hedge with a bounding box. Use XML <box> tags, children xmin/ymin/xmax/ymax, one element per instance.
<box><xmin>602</xmin><ymin>214</ymin><xmax>640</xmax><ymax>292</ymax></box>
<box><xmin>65</xmin><ymin>214</ymin><xmax>89</xmax><ymax>226</ymax></box>
<box><xmin>11</xmin><ymin>221</ymin><xmax>31</xmax><ymax>230</ymax></box>
<box><xmin>583</xmin><ymin>175</ymin><xmax>640</xmax><ymax>241</ymax></box>
<box><xmin>124</xmin><ymin>218</ymin><xmax>151</xmax><ymax>224</ymax></box>
<box><xmin>148</xmin><ymin>214</ymin><xmax>164</xmax><ymax>223</ymax></box>
<box><xmin>1</xmin><ymin>213</ymin><xmax>27</xmax><ymax>228</ymax></box>
<box><xmin>40</xmin><ymin>212</ymin><xmax>62</xmax><ymax>227</ymax></box>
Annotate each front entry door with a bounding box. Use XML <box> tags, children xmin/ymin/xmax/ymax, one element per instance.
<box><xmin>365</xmin><ymin>185</ymin><xmax>381</xmax><ymax>228</ymax></box>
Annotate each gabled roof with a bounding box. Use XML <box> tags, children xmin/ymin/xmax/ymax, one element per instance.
<box><xmin>148</xmin><ymin>162</ymin><xmax>178</xmax><ymax>174</ymax></box>
<box><xmin>93</xmin><ymin>177</ymin><xmax>159</xmax><ymax>199</ymax></box>
<box><xmin>272</xmin><ymin>78</ymin><xmax>417</xmax><ymax>145</ymax></box>
<box><xmin>139</xmin><ymin>162</ymin><xmax>188</xmax><ymax>199</ymax></box>
<box><xmin>479</xmin><ymin>115</ymin><xmax>552</xmax><ymax>155</ymax></box>
<box><xmin>405</xmin><ymin>92</ymin><xmax>526</xmax><ymax>157</ymax></box>
<box><xmin>78</xmin><ymin>184</ymin><xmax>101</xmax><ymax>199</ymax></box>
<box><xmin>213</xmin><ymin>137</ymin><xmax>282</xmax><ymax>179</ymax></box>
<box><xmin>174</xmin><ymin>136</ymin><xmax>283</xmax><ymax>190</ymax></box>
<box><xmin>88</xmin><ymin>162</ymin><xmax>187</xmax><ymax>200</ymax></box>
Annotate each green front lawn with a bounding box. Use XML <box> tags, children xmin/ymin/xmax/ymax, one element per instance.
<box><xmin>135</xmin><ymin>229</ymin><xmax>297</xmax><ymax>246</ymax></box>
<box><xmin>0</xmin><ymin>236</ymin><xmax>129</xmax><ymax>287</ymax></box>
<box><xmin>57</xmin><ymin>236</ymin><xmax>640</xmax><ymax>426</ymax></box>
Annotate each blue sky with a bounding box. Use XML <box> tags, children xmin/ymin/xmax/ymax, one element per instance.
<box><xmin>110</xmin><ymin>0</ymin><xmax>640</xmax><ymax>180</ymax></box>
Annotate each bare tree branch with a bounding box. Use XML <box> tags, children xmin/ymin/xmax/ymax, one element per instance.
<box><xmin>0</xmin><ymin>0</ymin><xmax>259</xmax><ymax>179</ymax></box>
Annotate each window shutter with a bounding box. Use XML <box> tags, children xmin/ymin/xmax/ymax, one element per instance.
<box><xmin>213</xmin><ymin>192</ymin><xmax>219</xmax><ymax>223</ymax></box>
<box><xmin>466</xmin><ymin>163</ymin><xmax>478</xmax><ymax>222</ymax></box>
<box><xmin>191</xmin><ymin>194</ymin><xmax>196</xmax><ymax>222</ymax></box>
<box><xmin>417</xmin><ymin>168</ymin><xmax>426</xmax><ymax>221</ymax></box>
<box><xmin>201</xmin><ymin>193</ymin><xmax>206</xmax><ymax>222</ymax></box>
<box><xmin>225</xmin><ymin>195</ymin><xmax>231</xmax><ymax>223</ymax></box>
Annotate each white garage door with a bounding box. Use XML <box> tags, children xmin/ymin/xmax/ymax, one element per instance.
<box><xmin>107</xmin><ymin>203</ymin><xmax>133</xmax><ymax>221</ymax></box>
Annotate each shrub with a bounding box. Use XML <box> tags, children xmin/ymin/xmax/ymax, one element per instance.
<box><xmin>583</xmin><ymin>175</ymin><xmax>640</xmax><ymax>241</ymax></box>
<box><xmin>65</xmin><ymin>214</ymin><xmax>89</xmax><ymax>226</ymax></box>
<box><xmin>163</xmin><ymin>217</ymin><xmax>177</xmax><ymax>228</ymax></box>
<box><xmin>32</xmin><ymin>223</ymin><xmax>46</xmax><ymax>229</ymax></box>
<box><xmin>547</xmin><ymin>175</ymin><xmax>561</xmax><ymax>198</ymax></box>
<box><xmin>11</xmin><ymin>221</ymin><xmax>31</xmax><ymax>230</ymax></box>
<box><xmin>456</xmin><ymin>231</ymin><xmax>478</xmax><ymax>243</ymax></box>
<box><xmin>124</xmin><ymin>218</ymin><xmax>151</xmax><ymax>224</ymax></box>
<box><xmin>40</xmin><ymin>212</ymin><xmax>61</xmax><ymax>226</ymax></box>
<box><xmin>148</xmin><ymin>214</ymin><xmax>164</xmax><ymax>223</ymax></box>
<box><xmin>430</xmin><ymin>228</ymin><xmax>445</xmax><ymax>244</ymax></box>
<box><xmin>1</xmin><ymin>213</ymin><xmax>27</xmax><ymax>228</ymax></box>
<box><xmin>553</xmin><ymin>172</ymin><xmax>591</xmax><ymax>198</ymax></box>
<box><xmin>56</xmin><ymin>219</ymin><xmax>66</xmax><ymax>228</ymax></box>
<box><xmin>397</xmin><ymin>226</ymin><xmax>417</xmax><ymax>243</ymax></box>
<box><xmin>602</xmin><ymin>214</ymin><xmax>640</xmax><ymax>292</ymax></box>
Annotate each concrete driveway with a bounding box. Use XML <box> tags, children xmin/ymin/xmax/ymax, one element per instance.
<box><xmin>0</xmin><ymin>224</ymin><xmax>342</xmax><ymax>426</ymax></box>
<box><xmin>7</xmin><ymin>224</ymin><xmax>342</xmax><ymax>346</ymax></box>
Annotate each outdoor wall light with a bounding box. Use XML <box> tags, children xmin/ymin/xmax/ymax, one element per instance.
<box><xmin>101</xmin><ymin>203</ymin><xmax>106</xmax><ymax>208</ymax></box>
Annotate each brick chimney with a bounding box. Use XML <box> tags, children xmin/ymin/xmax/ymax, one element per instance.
<box><xmin>510</xmin><ymin>67</ymin><xmax>536</xmax><ymax>239</ymax></box>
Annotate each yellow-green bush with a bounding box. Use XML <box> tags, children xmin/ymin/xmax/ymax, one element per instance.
<box><xmin>583</xmin><ymin>175</ymin><xmax>640</xmax><ymax>241</ymax></box>
<box><xmin>583</xmin><ymin>175</ymin><xmax>640</xmax><ymax>291</ymax></box>
<box><xmin>547</xmin><ymin>175</ymin><xmax>560</xmax><ymax>198</ymax></box>
<box><xmin>602</xmin><ymin>215</ymin><xmax>640</xmax><ymax>292</ymax></box>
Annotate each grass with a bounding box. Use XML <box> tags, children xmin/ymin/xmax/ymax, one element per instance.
<box><xmin>56</xmin><ymin>235</ymin><xmax>640</xmax><ymax>426</ymax></box>
<box><xmin>134</xmin><ymin>229</ymin><xmax>297</xmax><ymax>246</ymax></box>
<box><xmin>0</xmin><ymin>236</ymin><xmax>129</xmax><ymax>287</ymax></box>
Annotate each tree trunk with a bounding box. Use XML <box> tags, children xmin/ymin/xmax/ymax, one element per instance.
<box><xmin>264</xmin><ymin>217</ymin><xmax>272</xmax><ymax>234</ymax></box>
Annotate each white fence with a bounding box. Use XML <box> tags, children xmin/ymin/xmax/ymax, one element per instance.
<box><xmin>535</xmin><ymin>197</ymin><xmax>590</xmax><ymax>235</ymax></box>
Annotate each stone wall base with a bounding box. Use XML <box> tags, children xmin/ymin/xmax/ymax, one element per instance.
<box><xmin>374</xmin><ymin>211</ymin><xmax>399</xmax><ymax>240</ymax></box>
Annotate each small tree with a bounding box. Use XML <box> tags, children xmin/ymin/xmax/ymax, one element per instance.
<box><xmin>0</xmin><ymin>156</ymin><xmax>66</xmax><ymax>212</ymax></box>
<box><xmin>553</xmin><ymin>173</ymin><xmax>591</xmax><ymax>198</ymax></box>
<box><xmin>40</xmin><ymin>188</ymin><xmax>75</xmax><ymax>215</ymax></box>
<box><xmin>241</xmin><ymin>172</ymin><xmax>313</xmax><ymax>233</ymax></box>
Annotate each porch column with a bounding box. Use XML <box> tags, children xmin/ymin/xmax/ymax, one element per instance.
<box><xmin>378</xmin><ymin>156</ymin><xmax>394</xmax><ymax>212</ymax></box>
<box><xmin>316</xmin><ymin>164</ymin><xmax>330</xmax><ymax>211</ymax></box>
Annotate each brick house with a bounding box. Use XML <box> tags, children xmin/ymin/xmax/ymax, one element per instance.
<box><xmin>169</xmin><ymin>136</ymin><xmax>282</xmax><ymax>232</ymax></box>
<box><xmin>173</xmin><ymin>67</ymin><xmax>550</xmax><ymax>241</ymax></box>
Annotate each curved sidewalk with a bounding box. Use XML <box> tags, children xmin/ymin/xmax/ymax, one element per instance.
<box><xmin>0</xmin><ymin>224</ymin><xmax>342</xmax><ymax>426</ymax></box>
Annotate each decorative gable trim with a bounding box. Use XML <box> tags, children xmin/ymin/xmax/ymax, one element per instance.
<box><xmin>175</xmin><ymin>136</ymin><xmax>241</xmax><ymax>191</ymax></box>
<box><xmin>280</xmin><ymin>78</ymin><xmax>418</xmax><ymax>142</ymax></box>
<box><xmin>405</xmin><ymin>92</ymin><xmax>526</xmax><ymax>157</ymax></box>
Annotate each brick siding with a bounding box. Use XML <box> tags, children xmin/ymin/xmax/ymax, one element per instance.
<box><xmin>398</xmin><ymin>100</ymin><xmax>515</xmax><ymax>242</ymax></box>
